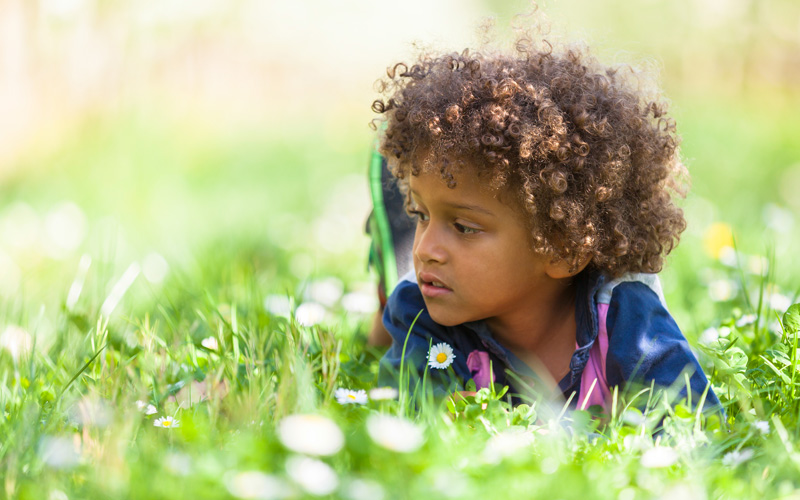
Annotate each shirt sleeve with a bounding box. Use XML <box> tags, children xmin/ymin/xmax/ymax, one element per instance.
<box><xmin>604</xmin><ymin>281</ymin><xmax>721</xmax><ymax>411</ymax></box>
<box><xmin>377</xmin><ymin>280</ymin><xmax>470</xmax><ymax>393</ymax></box>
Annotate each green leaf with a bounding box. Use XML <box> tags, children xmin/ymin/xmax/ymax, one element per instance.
<box><xmin>446</xmin><ymin>397</ymin><xmax>457</xmax><ymax>414</ymax></box>
<box><xmin>782</xmin><ymin>304</ymin><xmax>800</xmax><ymax>334</ymax></box>
<box><xmin>674</xmin><ymin>404</ymin><xmax>693</xmax><ymax>419</ymax></box>
<box><xmin>465</xmin><ymin>378</ymin><xmax>477</xmax><ymax>392</ymax></box>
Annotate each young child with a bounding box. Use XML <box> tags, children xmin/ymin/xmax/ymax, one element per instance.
<box><xmin>368</xmin><ymin>33</ymin><xmax>719</xmax><ymax>412</ymax></box>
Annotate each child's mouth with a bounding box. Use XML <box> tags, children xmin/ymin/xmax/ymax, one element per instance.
<box><xmin>418</xmin><ymin>273</ymin><xmax>452</xmax><ymax>298</ymax></box>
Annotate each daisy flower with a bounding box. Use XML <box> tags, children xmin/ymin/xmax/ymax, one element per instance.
<box><xmin>722</xmin><ymin>448</ymin><xmax>754</xmax><ymax>467</ymax></box>
<box><xmin>201</xmin><ymin>336</ymin><xmax>218</xmax><ymax>350</ymax></box>
<box><xmin>368</xmin><ymin>387</ymin><xmax>399</xmax><ymax>401</ymax></box>
<box><xmin>286</xmin><ymin>456</ymin><xmax>339</xmax><ymax>496</ymax></box>
<box><xmin>428</xmin><ymin>342</ymin><xmax>455</xmax><ymax>369</ymax></box>
<box><xmin>366</xmin><ymin>414</ymin><xmax>424</xmax><ymax>453</ymax></box>
<box><xmin>225</xmin><ymin>470</ymin><xmax>291</xmax><ymax>500</ymax></box>
<box><xmin>153</xmin><ymin>416</ymin><xmax>180</xmax><ymax>428</ymax></box>
<box><xmin>335</xmin><ymin>388</ymin><xmax>368</xmax><ymax>405</ymax></box>
<box><xmin>640</xmin><ymin>446</ymin><xmax>678</xmax><ymax>468</ymax></box>
<box><xmin>136</xmin><ymin>400</ymin><xmax>157</xmax><ymax>415</ymax></box>
<box><xmin>277</xmin><ymin>414</ymin><xmax>344</xmax><ymax>456</ymax></box>
<box><xmin>753</xmin><ymin>420</ymin><xmax>770</xmax><ymax>435</ymax></box>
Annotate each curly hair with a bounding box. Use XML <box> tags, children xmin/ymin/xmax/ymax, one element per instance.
<box><xmin>371</xmin><ymin>37</ymin><xmax>687</xmax><ymax>278</ymax></box>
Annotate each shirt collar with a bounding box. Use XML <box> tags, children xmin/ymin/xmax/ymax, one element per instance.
<box><xmin>461</xmin><ymin>269</ymin><xmax>607</xmax><ymax>395</ymax></box>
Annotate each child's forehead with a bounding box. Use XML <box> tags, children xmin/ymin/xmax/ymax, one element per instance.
<box><xmin>409</xmin><ymin>166</ymin><xmax>529</xmax><ymax>216</ymax></box>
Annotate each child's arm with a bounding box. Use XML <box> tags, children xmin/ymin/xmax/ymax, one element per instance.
<box><xmin>603</xmin><ymin>281</ymin><xmax>721</xmax><ymax>411</ymax></box>
<box><xmin>367</xmin><ymin>306</ymin><xmax>392</xmax><ymax>346</ymax></box>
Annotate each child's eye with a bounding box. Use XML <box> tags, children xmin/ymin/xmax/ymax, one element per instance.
<box><xmin>408</xmin><ymin>209</ymin><xmax>429</xmax><ymax>222</ymax></box>
<box><xmin>454</xmin><ymin>222</ymin><xmax>480</xmax><ymax>235</ymax></box>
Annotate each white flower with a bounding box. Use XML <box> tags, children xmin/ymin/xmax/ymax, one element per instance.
<box><xmin>142</xmin><ymin>252</ymin><xmax>169</xmax><ymax>284</ymax></box>
<box><xmin>722</xmin><ymin>448</ymin><xmax>754</xmax><ymax>467</ymax></box>
<box><xmin>285</xmin><ymin>456</ymin><xmax>339</xmax><ymax>496</ymax></box>
<box><xmin>754</xmin><ymin>420</ymin><xmax>770</xmax><ymax>435</ymax></box>
<box><xmin>136</xmin><ymin>400</ymin><xmax>157</xmax><ymax>415</ymax></box>
<box><xmin>366</xmin><ymin>415</ymin><xmax>424</xmax><ymax>453</ymax></box>
<box><xmin>769</xmin><ymin>292</ymin><xmax>792</xmax><ymax>313</ymax></box>
<box><xmin>164</xmin><ymin>452</ymin><xmax>192</xmax><ymax>476</ymax></box>
<box><xmin>153</xmin><ymin>416</ymin><xmax>180</xmax><ymax>428</ymax></box>
<box><xmin>225</xmin><ymin>470</ymin><xmax>291</xmax><ymax>500</ymax></box>
<box><xmin>483</xmin><ymin>428</ymin><xmax>536</xmax><ymax>463</ymax></box>
<box><xmin>699</xmin><ymin>327</ymin><xmax>719</xmax><ymax>345</ymax></box>
<box><xmin>345</xmin><ymin>478</ymin><xmax>385</xmax><ymax>500</ymax></box>
<box><xmin>640</xmin><ymin>446</ymin><xmax>679</xmax><ymax>468</ymax></box>
<box><xmin>0</xmin><ymin>325</ymin><xmax>32</xmax><ymax>361</ymax></box>
<box><xmin>368</xmin><ymin>387</ymin><xmax>398</xmax><ymax>401</ymax></box>
<box><xmin>428</xmin><ymin>342</ymin><xmax>455</xmax><ymax>369</ymax></box>
<box><xmin>201</xmin><ymin>336</ymin><xmax>218</xmax><ymax>350</ymax></box>
<box><xmin>719</xmin><ymin>246</ymin><xmax>738</xmax><ymax>267</ymax></box>
<box><xmin>295</xmin><ymin>302</ymin><xmax>327</xmax><ymax>327</ymax></box>
<box><xmin>264</xmin><ymin>295</ymin><xmax>292</xmax><ymax>317</ymax></box>
<box><xmin>305</xmin><ymin>278</ymin><xmax>344</xmax><ymax>307</ymax></box>
<box><xmin>341</xmin><ymin>292</ymin><xmax>378</xmax><ymax>314</ymax></box>
<box><xmin>708</xmin><ymin>279</ymin><xmax>736</xmax><ymax>302</ymax></box>
<box><xmin>748</xmin><ymin>256</ymin><xmax>768</xmax><ymax>276</ymax></box>
<box><xmin>335</xmin><ymin>388</ymin><xmax>367</xmax><ymax>405</ymax></box>
<box><xmin>277</xmin><ymin>414</ymin><xmax>344</xmax><ymax>456</ymax></box>
<box><xmin>49</xmin><ymin>489</ymin><xmax>69</xmax><ymax>500</ymax></box>
<box><xmin>736</xmin><ymin>314</ymin><xmax>757</xmax><ymax>328</ymax></box>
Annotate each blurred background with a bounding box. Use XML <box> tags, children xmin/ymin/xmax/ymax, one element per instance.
<box><xmin>1</xmin><ymin>0</ymin><xmax>799</xmax><ymax>337</ymax></box>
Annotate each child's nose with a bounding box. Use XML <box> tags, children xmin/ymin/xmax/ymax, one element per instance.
<box><xmin>413</xmin><ymin>224</ymin><xmax>448</xmax><ymax>264</ymax></box>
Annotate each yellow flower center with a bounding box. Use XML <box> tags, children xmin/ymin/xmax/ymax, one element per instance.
<box><xmin>348</xmin><ymin>394</ymin><xmax>356</xmax><ymax>400</ymax></box>
<box><xmin>436</xmin><ymin>352</ymin><xmax>447</xmax><ymax>363</ymax></box>
<box><xmin>163</xmin><ymin>421</ymin><xmax>171</xmax><ymax>427</ymax></box>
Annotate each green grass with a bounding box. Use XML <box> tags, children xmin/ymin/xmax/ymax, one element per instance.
<box><xmin>2</xmin><ymin>238</ymin><xmax>800</xmax><ymax>499</ymax></box>
<box><xmin>2</xmin><ymin>90</ymin><xmax>800</xmax><ymax>498</ymax></box>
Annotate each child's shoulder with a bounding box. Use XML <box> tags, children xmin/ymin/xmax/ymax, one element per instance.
<box><xmin>384</xmin><ymin>270</ymin><xmax>423</xmax><ymax>317</ymax></box>
<box><xmin>595</xmin><ymin>272</ymin><xmax>667</xmax><ymax>309</ymax></box>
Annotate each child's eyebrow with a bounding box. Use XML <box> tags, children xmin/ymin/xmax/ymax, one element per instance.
<box><xmin>409</xmin><ymin>190</ymin><xmax>495</xmax><ymax>216</ymax></box>
<box><xmin>445</xmin><ymin>202</ymin><xmax>495</xmax><ymax>216</ymax></box>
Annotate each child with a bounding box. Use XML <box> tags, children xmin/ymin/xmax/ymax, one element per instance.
<box><xmin>368</xmin><ymin>33</ymin><xmax>719</xmax><ymax>412</ymax></box>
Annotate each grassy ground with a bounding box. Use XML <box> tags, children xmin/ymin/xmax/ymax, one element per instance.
<box><xmin>2</xmin><ymin>85</ymin><xmax>800</xmax><ymax>499</ymax></box>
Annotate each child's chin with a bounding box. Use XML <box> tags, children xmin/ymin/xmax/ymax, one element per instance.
<box><xmin>426</xmin><ymin>308</ymin><xmax>465</xmax><ymax>327</ymax></box>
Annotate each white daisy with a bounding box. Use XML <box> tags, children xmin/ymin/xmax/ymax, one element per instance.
<box><xmin>277</xmin><ymin>414</ymin><xmax>344</xmax><ymax>456</ymax></box>
<box><xmin>428</xmin><ymin>342</ymin><xmax>455</xmax><ymax>369</ymax></box>
<box><xmin>153</xmin><ymin>416</ymin><xmax>180</xmax><ymax>428</ymax></box>
<box><xmin>136</xmin><ymin>400</ymin><xmax>157</xmax><ymax>415</ymax></box>
<box><xmin>345</xmin><ymin>478</ymin><xmax>385</xmax><ymax>500</ymax></box>
<box><xmin>0</xmin><ymin>325</ymin><xmax>32</xmax><ymax>361</ymax></box>
<box><xmin>722</xmin><ymin>448</ymin><xmax>754</xmax><ymax>467</ymax></box>
<box><xmin>754</xmin><ymin>420</ymin><xmax>770</xmax><ymax>435</ymax></box>
<box><xmin>295</xmin><ymin>302</ymin><xmax>327</xmax><ymax>327</ymax></box>
<box><xmin>736</xmin><ymin>314</ymin><xmax>757</xmax><ymax>328</ymax></box>
<box><xmin>483</xmin><ymin>428</ymin><xmax>536</xmax><ymax>464</ymax></box>
<box><xmin>201</xmin><ymin>336</ymin><xmax>218</xmax><ymax>350</ymax></box>
<box><xmin>285</xmin><ymin>456</ymin><xmax>339</xmax><ymax>496</ymax></box>
<box><xmin>225</xmin><ymin>470</ymin><xmax>291</xmax><ymax>500</ymax></box>
<box><xmin>368</xmin><ymin>387</ymin><xmax>398</xmax><ymax>401</ymax></box>
<box><xmin>366</xmin><ymin>414</ymin><xmax>424</xmax><ymax>453</ymax></box>
<box><xmin>335</xmin><ymin>388</ymin><xmax>368</xmax><ymax>405</ymax></box>
<box><xmin>640</xmin><ymin>446</ymin><xmax>678</xmax><ymax>468</ymax></box>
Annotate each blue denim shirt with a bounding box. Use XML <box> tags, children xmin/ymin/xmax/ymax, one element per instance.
<box><xmin>378</xmin><ymin>269</ymin><xmax>720</xmax><ymax>410</ymax></box>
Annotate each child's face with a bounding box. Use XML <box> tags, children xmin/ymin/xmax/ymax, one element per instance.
<box><xmin>408</xmin><ymin>166</ymin><xmax>559</xmax><ymax>327</ymax></box>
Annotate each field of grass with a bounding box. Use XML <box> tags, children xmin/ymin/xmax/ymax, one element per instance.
<box><xmin>1</xmin><ymin>86</ymin><xmax>800</xmax><ymax>499</ymax></box>
<box><xmin>3</xmin><ymin>0</ymin><xmax>800</xmax><ymax>496</ymax></box>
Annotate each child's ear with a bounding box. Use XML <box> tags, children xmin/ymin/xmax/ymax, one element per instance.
<box><xmin>544</xmin><ymin>253</ymin><xmax>592</xmax><ymax>279</ymax></box>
